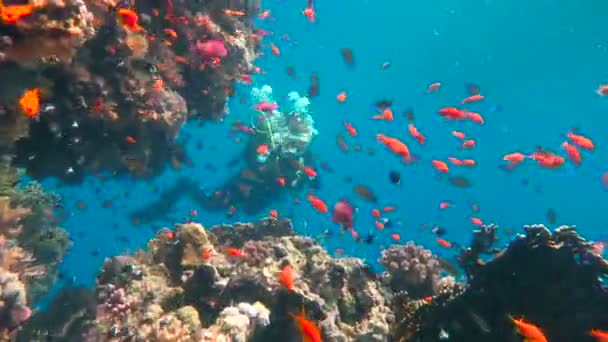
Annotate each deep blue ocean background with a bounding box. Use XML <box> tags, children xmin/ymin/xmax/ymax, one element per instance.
<box><xmin>29</xmin><ymin>0</ymin><xmax>608</xmax><ymax>302</ymax></box>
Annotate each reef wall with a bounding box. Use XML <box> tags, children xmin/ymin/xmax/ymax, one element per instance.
<box><xmin>0</xmin><ymin>0</ymin><xmax>260</xmax><ymax>182</ymax></box>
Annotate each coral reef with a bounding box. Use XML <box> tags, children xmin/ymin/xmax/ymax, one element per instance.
<box><xmin>15</xmin><ymin>220</ymin><xmax>608</xmax><ymax>341</ymax></box>
<box><xmin>399</xmin><ymin>224</ymin><xmax>608</xmax><ymax>342</ymax></box>
<box><xmin>0</xmin><ymin>164</ymin><xmax>70</xmax><ymax>337</ymax></box>
<box><xmin>40</xmin><ymin>219</ymin><xmax>396</xmax><ymax>341</ymax></box>
<box><xmin>0</xmin><ymin>0</ymin><xmax>260</xmax><ymax>182</ymax></box>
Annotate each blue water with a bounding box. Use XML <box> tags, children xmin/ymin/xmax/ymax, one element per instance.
<box><xmin>36</xmin><ymin>0</ymin><xmax>608</xmax><ymax>298</ymax></box>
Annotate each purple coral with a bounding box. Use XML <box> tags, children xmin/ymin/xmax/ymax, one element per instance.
<box><xmin>96</xmin><ymin>285</ymin><xmax>131</xmax><ymax>320</ymax></box>
<box><xmin>379</xmin><ymin>242</ymin><xmax>441</xmax><ymax>298</ymax></box>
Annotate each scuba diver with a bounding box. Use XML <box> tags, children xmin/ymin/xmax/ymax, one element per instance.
<box><xmin>130</xmin><ymin>85</ymin><xmax>319</xmax><ymax>220</ymax></box>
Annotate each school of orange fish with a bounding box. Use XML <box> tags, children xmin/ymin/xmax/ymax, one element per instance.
<box><xmin>5</xmin><ymin>0</ymin><xmax>608</xmax><ymax>340</ymax></box>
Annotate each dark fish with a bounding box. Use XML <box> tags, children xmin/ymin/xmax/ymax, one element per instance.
<box><xmin>449</xmin><ymin>176</ymin><xmax>471</xmax><ymax>188</ymax></box>
<box><xmin>404</xmin><ymin>108</ymin><xmax>415</xmax><ymax>122</ymax></box>
<box><xmin>466</xmin><ymin>83</ymin><xmax>481</xmax><ymax>95</ymax></box>
<box><xmin>547</xmin><ymin>209</ymin><xmax>556</xmax><ymax>224</ymax></box>
<box><xmin>340</xmin><ymin>48</ymin><xmax>354</xmax><ymax>66</ymax></box>
<box><xmin>286</xmin><ymin>65</ymin><xmax>296</xmax><ymax>77</ymax></box>
<box><xmin>308</xmin><ymin>73</ymin><xmax>319</xmax><ymax>97</ymax></box>
<box><xmin>375</xmin><ymin>99</ymin><xmax>392</xmax><ymax>110</ymax></box>
<box><xmin>336</xmin><ymin>134</ymin><xmax>348</xmax><ymax>152</ymax></box>
<box><xmin>432</xmin><ymin>225</ymin><xmax>446</xmax><ymax>236</ymax></box>
<box><xmin>389</xmin><ymin>171</ymin><xmax>401</xmax><ymax>184</ymax></box>
<box><xmin>344</xmin><ymin>176</ymin><xmax>353</xmax><ymax>183</ymax></box>
<box><xmin>471</xmin><ymin>201</ymin><xmax>480</xmax><ymax>212</ymax></box>
<box><xmin>353</xmin><ymin>185</ymin><xmax>377</xmax><ymax>202</ymax></box>
<box><xmin>364</xmin><ymin>231</ymin><xmax>375</xmax><ymax>244</ymax></box>
<box><xmin>469</xmin><ymin>310</ymin><xmax>491</xmax><ymax>334</ymax></box>
<box><xmin>382</xmin><ymin>218</ymin><xmax>393</xmax><ymax>228</ymax></box>
<box><xmin>320</xmin><ymin>161</ymin><xmax>333</xmax><ymax>173</ymax></box>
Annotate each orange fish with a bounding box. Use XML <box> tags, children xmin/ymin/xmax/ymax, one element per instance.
<box><xmin>528</xmin><ymin>150</ymin><xmax>565</xmax><ymax>169</ymax></box>
<box><xmin>510</xmin><ymin>316</ymin><xmax>548</xmax><ymax>342</ymax></box>
<box><xmin>226</xmin><ymin>247</ymin><xmax>246</xmax><ymax>258</ymax></box>
<box><xmin>1</xmin><ymin>3</ymin><xmax>33</xmax><ymax>24</ymax></box>
<box><xmin>259</xmin><ymin>9</ymin><xmax>271</xmax><ymax>20</ymax></box>
<box><xmin>290</xmin><ymin>307</ymin><xmax>322</xmax><ymax>342</ymax></box>
<box><xmin>561</xmin><ymin>141</ymin><xmax>581</xmax><ymax>165</ymax></box>
<box><xmin>427</xmin><ymin>82</ymin><xmax>441</xmax><ymax>93</ymax></box>
<box><xmin>470</xmin><ymin>217</ymin><xmax>483</xmax><ymax>226</ymax></box>
<box><xmin>391</xmin><ymin>233</ymin><xmax>400</xmax><ymax>241</ymax></box>
<box><xmin>461</xmin><ymin>139</ymin><xmax>476</xmax><ymax>149</ymax></box>
<box><xmin>448</xmin><ymin>157</ymin><xmax>463</xmax><ymax>166</ymax></box>
<box><xmin>344</xmin><ymin>122</ymin><xmax>357</xmax><ymax>137</ymax></box>
<box><xmin>374</xmin><ymin>221</ymin><xmax>384</xmax><ymax>230</ymax></box>
<box><xmin>590</xmin><ymin>329</ymin><xmax>608</xmax><ymax>342</ymax></box>
<box><xmin>566</xmin><ymin>131</ymin><xmax>594</xmax><ymax>151</ymax></box>
<box><xmin>382</xmin><ymin>206</ymin><xmax>396</xmax><ymax>212</ymax></box>
<box><xmin>225</xmin><ymin>9</ymin><xmax>246</xmax><ymax>16</ymax></box>
<box><xmin>452</xmin><ymin>131</ymin><xmax>466</xmax><ymax>140</ymax></box>
<box><xmin>502</xmin><ymin>152</ymin><xmax>525</xmax><ymax>170</ymax></box>
<box><xmin>256</xmin><ymin>144</ymin><xmax>269</xmax><ymax>155</ymax></box>
<box><xmin>371</xmin><ymin>209</ymin><xmax>381</xmax><ymax>218</ymax></box>
<box><xmin>307</xmin><ymin>195</ymin><xmax>328</xmax><ymax>214</ymax></box>
<box><xmin>277</xmin><ymin>177</ymin><xmax>286</xmax><ymax>186</ymax></box>
<box><xmin>462</xmin><ymin>94</ymin><xmax>484</xmax><ymax>104</ymax></box>
<box><xmin>302</xmin><ymin>5</ymin><xmax>316</xmax><ymax>22</ymax></box>
<box><xmin>19</xmin><ymin>88</ymin><xmax>40</xmax><ymax>118</ymax></box>
<box><xmin>376</xmin><ymin>133</ymin><xmax>412</xmax><ymax>162</ymax></box>
<box><xmin>439</xmin><ymin>107</ymin><xmax>467</xmax><ymax>120</ymax></box>
<box><xmin>462</xmin><ymin>159</ymin><xmax>476</xmax><ymax>167</ymax></box>
<box><xmin>373</xmin><ymin>108</ymin><xmax>394</xmax><ymax>122</ymax></box>
<box><xmin>165</xmin><ymin>28</ymin><xmax>178</xmax><ymax>39</ymax></box>
<box><xmin>436</xmin><ymin>238</ymin><xmax>452</xmax><ymax>248</ymax></box>
<box><xmin>432</xmin><ymin>160</ymin><xmax>449</xmax><ymax>174</ymax></box>
<box><xmin>408</xmin><ymin>124</ymin><xmax>425</xmax><ymax>145</ymax></box>
<box><xmin>279</xmin><ymin>264</ymin><xmax>295</xmax><ymax>292</ymax></box>
<box><xmin>466</xmin><ymin>111</ymin><xmax>484</xmax><ymax>124</ymax></box>
<box><xmin>271</xmin><ymin>43</ymin><xmax>281</xmax><ymax>56</ymax></box>
<box><xmin>125</xmin><ymin>136</ymin><xmax>137</xmax><ymax>144</ymax></box>
<box><xmin>337</xmin><ymin>92</ymin><xmax>347</xmax><ymax>103</ymax></box>
<box><xmin>303</xmin><ymin>166</ymin><xmax>317</xmax><ymax>178</ymax></box>
<box><xmin>117</xmin><ymin>8</ymin><xmax>143</xmax><ymax>31</ymax></box>
<box><xmin>269</xmin><ymin>209</ymin><xmax>278</xmax><ymax>218</ymax></box>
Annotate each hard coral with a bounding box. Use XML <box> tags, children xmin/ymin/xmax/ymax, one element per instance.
<box><xmin>379</xmin><ymin>242</ymin><xmax>441</xmax><ymax>299</ymax></box>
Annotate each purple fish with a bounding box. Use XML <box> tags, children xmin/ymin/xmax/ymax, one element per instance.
<box><xmin>331</xmin><ymin>199</ymin><xmax>354</xmax><ymax>229</ymax></box>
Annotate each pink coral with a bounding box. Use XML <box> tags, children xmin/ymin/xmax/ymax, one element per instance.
<box><xmin>192</xmin><ymin>39</ymin><xmax>227</xmax><ymax>60</ymax></box>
